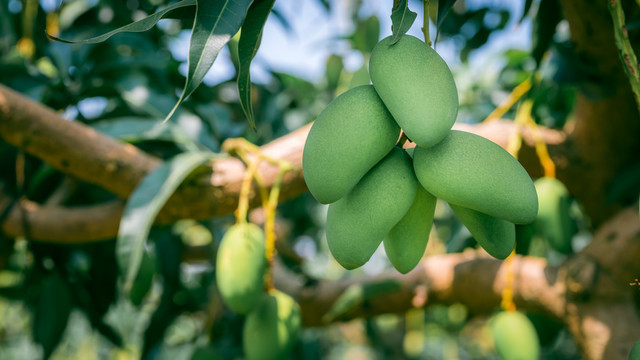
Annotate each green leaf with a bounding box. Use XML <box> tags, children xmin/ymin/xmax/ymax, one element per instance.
<box><xmin>165</xmin><ymin>0</ymin><xmax>254</xmax><ymax>122</ymax></box>
<box><xmin>33</xmin><ymin>273</ymin><xmax>73</xmax><ymax>359</ymax></box>
<box><xmin>117</xmin><ymin>151</ymin><xmax>213</xmax><ymax>295</ymax></box>
<box><xmin>237</xmin><ymin>0</ymin><xmax>276</xmax><ymax>131</ymax></box>
<box><xmin>389</xmin><ymin>0</ymin><xmax>417</xmax><ymax>45</ymax></box>
<box><xmin>47</xmin><ymin>0</ymin><xmax>197</xmax><ymax>44</ymax></box>
<box><xmin>437</xmin><ymin>0</ymin><xmax>457</xmax><ymax>29</ymax></box>
<box><xmin>532</xmin><ymin>0</ymin><xmax>562</xmax><ymax>66</ymax></box>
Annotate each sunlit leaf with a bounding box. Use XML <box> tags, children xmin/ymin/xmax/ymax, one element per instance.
<box><xmin>165</xmin><ymin>0</ymin><xmax>254</xmax><ymax>122</ymax></box>
<box><xmin>47</xmin><ymin>0</ymin><xmax>197</xmax><ymax>44</ymax></box>
<box><xmin>390</xmin><ymin>0</ymin><xmax>417</xmax><ymax>45</ymax></box>
<box><xmin>237</xmin><ymin>0</ymin><xmax>276</xmax><ymax>131</ymax></box>
<box><xmin>117</xmin><ymin>151</ymin><xmax>213</xmax><ymax>295</ymax></box>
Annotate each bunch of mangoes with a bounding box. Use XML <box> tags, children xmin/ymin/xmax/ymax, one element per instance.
<box><xmin>303</xmin><ymin>34</ymin><xmax>538</xmax><ymax>272</ymax></box>
<box><xmin>215</xmin><ymin>223</ymin><xmax>301</xmax><ymax>359</ymax></box>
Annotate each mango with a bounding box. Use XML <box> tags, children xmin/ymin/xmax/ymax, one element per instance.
<box><xmin>326</xmin><ymin>147</ymin><xmax>418</xmax><ymax>269</ymax></box>
<box><xmin>369</xmin><ymin>34</ymin><xmax>458</xmax><ymax>148</ymax></box>
<box><xmin>303</xmin><ymin>85</ymin><xmax>401</xmax><ymax>204</ymax></box>
<box><xmin>216</xmin><ymin>223</ymin><xmax>266</xmax><ymax>314</ymax></box>
<box><xmin>384</xmin><ymin>186</ymin><xmax>436</xmax><ymax>273</ymax></box>
<box><xmin>450</xmin><ymin>203</ymin><xmax>515</xmax><ymax>259</ymax></box>
<box><xmin>243</xmin><ymin>291</ymin><xmax>301</xmax><ymax>360</ymax></box>
<box><xmin>490</xmin><ymin>311</ymin><xmax>540</xmax><ymax>360</ymax></box>
<box><xmin>534</xmin><ymin>177</ymin><xmax>575</xmax><ymax>254</ymax></box>
<box><xmin>413</xmin><ymin>130</ymin><xmax>538</xmax><ymax>224</ymax></box>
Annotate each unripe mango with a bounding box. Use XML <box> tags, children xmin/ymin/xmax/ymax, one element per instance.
<box><xmin>384</xmin><ymin>186</ymin><xmax>436</xmax><ymax>273</ymax></box>
<box><xmin>369</xmin><ymin>34</ymin><xmax>458</xmax><ymax>148</ymax></box>
<box><xmin>449</xmin><ymin>203</ymin><xmax>515</xmax><ymax>259</ymax></box>
<box><xmin>326</xmin><ymin>147</ymin><xmax>418</xmax><ymax>269</ymax></box>
<box><xmin>491</xmin><ymin>311</ymin><xmax>540</xmax><ymax>360</ymax></box>
<box><xmin>216</xmin><ymin>223</ymin><xmax>266</xmax><ymax>314</ymax></box>
<box><xmin>413</xmin><ymin>130</ymin><xmax>538</xmax><ymax>224</ymax></box>
<box><xmin>303</xmin><ymin>85</ymin><xmax>401</xmax><ymax>204</ymax></box>
<box><xmin>535</xmin><ymin>177</ymin><xmax>575</xmax><ymax>254</ymax></box>
<box><xmin>243</xmin><ymin>291</ymin><xmax>301</xmax><ymax>360</ymax></box>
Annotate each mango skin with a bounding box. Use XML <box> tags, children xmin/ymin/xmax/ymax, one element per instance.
<box><xmin>384</xmin><ymin>186</ymin><xmax>436</xmax><ymax>274</ymax></box>
<box><xmin>369</xmin><ymin>34</ymin><xmax>458</xmax><ymax>148</ymax></box>
<box><xmin>243</xmin><ymin>291</ymin><xmax>301</xmax><ymax>360</ymax></box>
<box><xmin>216</xmin><ymin>223</ymin><xmax>266</xmax><ymax>314</ymax></box>
<box><xmin>326</xmin><ymin>147</ymin><xmax>418</xmax><ymax>269</ymax></box>
<box><xmin>413</xmin><ymin>130</ymin><xmax>538</xmax><ymax>224</ymax></box>
<box><xmin>535</xmin><ymin>177</ymin><xmax>575</xmax><ymax>254</ymax></box>
<box><xmin>450</xmin><ymin>203</ymin><xmax>515</xmax><ymax>259</ymax></box>
<box><xmin>491</xmin><ymin>311</ymin><xmax>540</xmax><ymax>360</ymax></box>
<box><xmin>303</xmin><ymin>85</ymin><xmax>401</xmax><ymax>204</ymax></box>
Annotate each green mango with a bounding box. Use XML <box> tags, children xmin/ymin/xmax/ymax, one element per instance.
<box><xmin>326</xmin><ymin>147</ymin><xmax>418</xmax><ymax>269</ymax></box>
<box><xmin>303</xmin><ymin>85</ymin><xmax>401</xmax><ymax>204</ymax></box>
<box><xmin>629</xmin><ymin>338</ymin><xmax>640</xmax><ymax>360</ymax></box>
<box><xmin>450</xmin><ymin>203</ymin><xmax>515</xmax><ymax>259</ymax></box>
<box><xmin>384</xmin><ymin>186</ymin><xmax>436</xmax><ymax>274</ymax></box>
<box><xmin>216</xmin><ymin>223</ymin><xmax>266</xmax><ymax>314</ymax></box>
<box><xmin>534</xmin><ymin>177</ymin><xmax>575</xmax><ymax>254</ymax></box>
<box><xmin>243</xmin><ymin>291</ymin><xmax>301</xmax><ymax>360</ymax></box>
<box><xmin>369</xmin><ymin>34</ymin><xmax>458</xmax><ymax>148</ymax></box>
<box><xmin>413</xmin><ymin>130</ymin><xmax>538</xmax><ymax>224</ymax></box>
<box><xmin>491</xmin><ymin>311</ymin><xmax>540</xmax><ymax>360</ymax></box>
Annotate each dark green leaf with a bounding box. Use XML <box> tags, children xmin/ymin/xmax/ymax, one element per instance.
<box><xmin>166</xmin><ymin>0</ymin><xmax>254</xmax><ymax>122</ymax></box>
<box><xmin>238</xmin><ymin>0</ymin><xmax>276</xmax><ymax>131</ymax></box>
<box><xmin>47</xmin><ymin>0</ymin><xmax>197</xmax><ymax>44</ymax></box>
<box><xmin>33</xmin><ymin>273</ymin><xmax>73</xmax><ymax>359</ymax></box>
<box><xmin>117</xmin><ymin>151</ymin><xmax>213</xmax><ymax>295</ymax></box>
<box><xmin>437</xmin><ymin>0</ymin><xmax>456</xmax><ymax>29</ymax></box>
<box><xmin>532</xmin><ymin>0</ymin><xmax>562</xmax><ymax>65</ymax></box>
<box><xmin>390</xmin><ymin>0</ymin><xmax>417</xmax><ymax>45</ymax></box>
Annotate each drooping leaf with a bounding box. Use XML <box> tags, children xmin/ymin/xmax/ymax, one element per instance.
<box><xmin>389</xmin><ymin>0</ymin><xmax>417</xmax><ymax>45</ymax></box>
<box><xmin>165</xmin><ymin>0</ymin><xmax>254</xmax><ymax>122</ymax></box>
<box><xmin>437</xmin><ymin>0</ymin><xmax>457</xmax><ymax>30</ymax></box>
<box><xmin>237</xmin><ymin>0</ymin><xmax>276</xmax><ymax>131</ymax></box>
<box><xmin>46</xmin><ymin>0</ymin><xmax>197</xmax><ymax>44</ymax></box>
<box><xmin>33</xmin><ymin>272</ymin><xmax>74</xmax><ymax>359</ymax></box>
<box><xmin>532</xmin><ymin>0</ymin><xmax>562</xmax><ymax>66</ymax></box>
<box><xmin>117</xmin><ymin>151</ymin><xmax>213</xmax><ymax>295</ymax></box>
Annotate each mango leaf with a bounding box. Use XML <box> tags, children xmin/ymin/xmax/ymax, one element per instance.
<box><xmin>389</xmin><ymin>0</ymin><xmax>417</xmax><ymax>45</ymax></box>
<box><xmin>323</xmin><ymin>279</ymin><xmax>401</xmax><ymax>323</ymax></box>
<box><xmin>117</xmin><ymin>151</ymin><xmax>213</xmax><ymax>295</ymax></box>
<box><xmin>46</xmin><ymin>0</ymin><xmax>197</xmax><ymax>44</ymax></box>
<box><xmin>165</xmin><ymin>0</ymin><xmax>254</xmax><ymax>122</ymax></box>
<box><xmin>237</xmin><ymin>0</ymin><xmax>276</xmax><ymax>131</ymax></box>
<box><xmin>33</xmin><ymin>272</ymin><xmax>73</xmax><ymax>359</ymax></box>
<box><xmin>532</xmin><ymin>0</ymin><xmax>562</xmax><ymax>66</ymax></box>
<box><xmin>437</xmin><ymin>0</ymin><xmax>457</xmax><ymax>29</ymax></box>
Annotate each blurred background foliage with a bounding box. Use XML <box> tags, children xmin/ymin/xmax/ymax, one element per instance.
<box><xmin>0</xmin><ymin>0</ymin><xmax>591</xmax><ymax>359</ymax></box>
